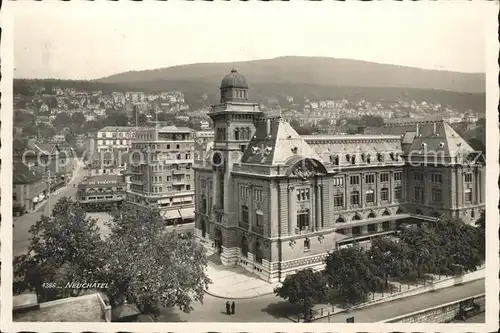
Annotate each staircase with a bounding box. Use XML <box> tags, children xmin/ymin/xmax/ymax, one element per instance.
<box><xmin>208</xmin><ymin>252</ymin><xmax>222</xmax><ymax>266</ymax></box>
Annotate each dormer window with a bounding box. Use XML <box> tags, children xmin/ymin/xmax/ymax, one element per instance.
<box><xmin>345</xmin><ymin>154</ymin><xmax>350</xmax><ymax>162</ymax></box>
<box><xmin>351</xmin><ymin>155</ymin><xmax>356</xmax><ymax>164</ymax></box>
<box><xmin>361</xmin><ymin>153</ymin><xmax>366</xmax><ymax>162</ymax></box>
<box><xmin>333</xmin><ymin>155</ymin><xmax>339</xmax><ymax>165</ymax></box>
<box><xmin>366</xmin><ymin>154</ymin><xmax>371</xmax><ymax>164</ymax></box>
<box><xmin>377</xmin><ymin>153</ymin><xmax>384</xmax><ymax>162</ymax></box>
<box><xmin>390</xmin><ymin>153</ymin><xmax>395</xmax><ymax>161</ymax></box>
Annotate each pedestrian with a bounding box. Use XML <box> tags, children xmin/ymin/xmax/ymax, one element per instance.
<box><xmin>225</xmin><ymin>301</ymin><xmax>230</xmax><ymax>315</ymax></box>
<box><xmin>231</xmin><ymin>301</ymin><xmax>235</xmax><ymax>315</ymax></box>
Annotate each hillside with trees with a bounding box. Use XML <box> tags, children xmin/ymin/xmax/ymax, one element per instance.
<box><xmin>99</xmin><ymin>56</ymin><xmax>485</xmax><ymax>94</ymax></box>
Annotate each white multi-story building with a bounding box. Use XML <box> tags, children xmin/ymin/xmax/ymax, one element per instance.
<box><xmin>96</xmin><ymin>126</ymin><xmax>138</xmax><ymax>152</ymax></box>
<box><xmin>126</xmin><ymin>126</ymin><xmax>196</xmax><ymax>224</ymax></box>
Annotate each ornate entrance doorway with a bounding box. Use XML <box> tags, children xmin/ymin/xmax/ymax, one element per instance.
<box><xmin>214</xmin><ymin>228</ymin><xmax>223</xmax><ymax>254</ymax></box>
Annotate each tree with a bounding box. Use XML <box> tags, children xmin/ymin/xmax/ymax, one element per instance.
<box><xmin>100</xmin><ymin>205</ymin><xmax>211</xmax><ymax>316</ymax></box>
<box><xmin>274</xmin><ymin>268</ymin><xmax>328</xmax><ymax>321</ymax></box>
<box><xmin>324</xmin><ymin>247</ymin><xmax>384</xmax><ymax>307</ymax></box>
<box><xmin>361</xmin><ymin>115</ymin><xmax>384</xmax><ymax>127</ymax></box>
<box><xmin>367</xmin><ymin>236</ymin><xmax>415</xmax><ymax>286</ymax></box>
<box><xmin>432</xmin><ymin>219</ymin><xmax>484</xmax><ymax>272</ymax></box>
<box><xmin>398</xmin><ymin>224</ymin><xmax>443</xmax><ymax>277</ymax></box>
<box><xmin>14</xmin><ymin>198</ymin><xmax>105</xmax><ymax>302</ymax></box>
<box><xmin>399</xmin><ymin>219</ymin><xmax>484</xmax><ymax>276</ymax></box>
<box><xmin>14</xmin><ymin>110</ymin><xmax>36</xmax><ymax>125</ymax></box>
<box><xmin>72</xmin><ymin>112</ymin><xmax>86</xmax><ymax>127</ymax></box>
<box><xmin>53</xmin><ymin>112</ymin><xmax>73</xmax><ymax>129</ymax></box>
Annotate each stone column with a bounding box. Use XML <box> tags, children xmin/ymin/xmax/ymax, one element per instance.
<box><xmin>288</xmin><ymin>186</ymin><xmax>296</xmax><ymax>235</ymax></box>
<box><xmin>456</xmin><ymin>167</ymin><xmax>463</xmax><ymax>208</ymax></box>
<box><xmin>475</xmin><ymin>167</ymin><xmax>480</xmax><ymax>205</ymax></box>
<box><xmin>212</xmin><ymin>169</ymin><xmax>219</xmax><ymax>205</ymax></box>
<box><xmin>315</xmin><ymin>183</ymin><xmax>322</xmax><ymax>231</ymax></box>
<box><xmin>249</xmin><ymin>186</ymin><xmax>253</xmax><ymax>232</ymax></box>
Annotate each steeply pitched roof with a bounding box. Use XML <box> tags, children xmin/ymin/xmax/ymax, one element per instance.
<box><xmin>13</xmin><ymin>162</ymin><xmax>43</xmax><ymax>184</ymax></box>
<box><xmin>304</xmin><ymin>135</ymin><xmax>404</xmax><ymax>165</ymax></box>
<box><xmin>405</xmin><ymin>121</ymin><xmax>475</xmax><ymax>157</ymax></box>
<box><xmin>241</xmin><ymin>116</ymin><xmax>321</xmax><ymax>166</ymax></box>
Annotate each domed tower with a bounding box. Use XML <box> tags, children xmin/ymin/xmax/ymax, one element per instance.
<box><xmin>220</xmin><ymin>68</ymin><xmax>249</xmax><ymax>103</ymax></box>
<box><xmin>199</xmin><ymin>68</ymin><xmax>262</xmax><ymax>266</ymax></box>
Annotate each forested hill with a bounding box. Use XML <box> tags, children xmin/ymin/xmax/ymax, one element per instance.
<box><xmin>99</xmin><ymin>56</ymin><xmax>485</xmax><ymax>94</ymax></box>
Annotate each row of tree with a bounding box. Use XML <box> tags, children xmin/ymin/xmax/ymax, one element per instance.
<box><xmin>275</xmin><ymin>215</ymin><xmax>485</xmax><ymax>321</ymax></box>
<box><xmin>14</xmin><ymin>198</ymin><xmax>211</xmax><ymax>317</ymax></box>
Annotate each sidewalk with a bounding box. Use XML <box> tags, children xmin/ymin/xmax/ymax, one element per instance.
<box><xmin>315</xmin><ymin>279</ymin><xmax>485</xmax><ymax>323</ymax></box>
<box><xmin>204</xmin><ymin>261</ymin><xmax>279</xmax><ymax>299</ymax></box>
<box><xmin>297</xmin><ymin>267</ymin><xmax>485</xmax><ymax>322</ymax></box>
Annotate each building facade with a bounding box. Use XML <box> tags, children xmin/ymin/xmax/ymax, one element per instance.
<box><xmin>96</xmin><ymin>126</ymin><xmax>139</xmax><ymax>152</ymax></box>
<box><xmin>193</xmin><ymin>70</ymin><xmax>485</xmax><ymax>283</ymax></box>
<box><xmin>76</xmin><ymin>175</ymin><xmax>126</xmax><ymax>212</ymax></box>
<box><xmin>13</xmin><ymin>162</ymin><xmax>46</xmax><ymax>215</ymax></box>
<box><xmin>125</xmin><ymin>126</ymin><xmax>196</xmax><ymax>224</ymax></box>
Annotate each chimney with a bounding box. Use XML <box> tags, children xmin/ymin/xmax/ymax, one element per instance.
<box><xmin>433</xmin><ymin>122</ymin><xmax>437</xmax><ymax>134</ymax></box>
<box><xmin>266</xmin><ymin>118</ymin><xmax>271</xmax><ymax>137</ymax></box>
<box><xmin>416</xmin><ymin>123</ymin><xmax>419</xmax><ymax>137</ymax></box>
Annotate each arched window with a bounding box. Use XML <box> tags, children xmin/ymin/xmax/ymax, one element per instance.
<box><xmin>396</xmin><ymin>207</ymin><xmax>403</xmax><ymax>215</ymax></box>
<box><xmin>240</xmin><ymin>236</ymin><xmax>248</xmax><ymax>257</ymax></box>
<box><xmin>381</xmin><ymin>187</ymin><xmax>389</xmax><ymax>201</ymax></box>
<box><xmin>377</xmin><ymin>153</ymin><xmax>384</xmax><ymax>162</ymax></box>
<box><xmin>334</xmin><ymin>155</ymin><xmax>339</xmax><ymax>165</ymax></box>
<box><xmin>368</xmin><ymin>211</ymin><xmax>376</xmax><ymax>218</ymax></box>
<box><xmin>336</xmin><ymin>217</ymin><xmax>345</xmax><ymax>224</ymax></box>
<box><xmin>352</xmin><ymin>214</ymin><xmax>362</xmax><ymax>221</ymax></box>
<box><xmin>382</xmin><ymin>209</ymin><xmax>391</xmax><ymax>216</ymax></box>
<box><xmin>416</xmin><ymin>208</ymin><xmax>423</xmax><ymax>215</ymax></box>
<box><xmin>345</xmin><ymin>154</ymin><xmax>350</xmax><ymax>162</ymax></box>
<box><xmin>351</xmin><ymin>155</ymin><xmax>356</xmax><ymax>164</ymax></box>
<box><xmin>366</xmin><ymin>154</ymin><xmax>371</xmax><ymax>164</ymax></box>
<box><xmin>350</xmin><ymin>191</ymin><xmax>360</xmax><ymax>206</ymax></box>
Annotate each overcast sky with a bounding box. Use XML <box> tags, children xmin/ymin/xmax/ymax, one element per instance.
<box><xmin>11</xmin><ymin>1</ymin><xmax>492</xmax><ymax>80</ymax></box>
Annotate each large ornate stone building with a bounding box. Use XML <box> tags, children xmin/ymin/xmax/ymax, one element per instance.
<box><xmin>193</xmin><ymin>69</ymin><xmax>485</xmax><ymax>283</ymax></box>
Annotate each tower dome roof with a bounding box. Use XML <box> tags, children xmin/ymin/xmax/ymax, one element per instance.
<box><xmin>220</xmin><ymin>68</ymin><xmax>249</xmax><ymax>89</ymax></box>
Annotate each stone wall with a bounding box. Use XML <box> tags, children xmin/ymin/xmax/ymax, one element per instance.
<box><xmin>383</xmin><ymin>294</ymin><xmax>485</xmax><ymax>323</ymax></box>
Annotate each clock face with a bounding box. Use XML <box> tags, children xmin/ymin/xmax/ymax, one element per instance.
<box><xmin>212</xmin><ymin>151</ymin><xmax>223</xmax><ymax>166</ymax></box>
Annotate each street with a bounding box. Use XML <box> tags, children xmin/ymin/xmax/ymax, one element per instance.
<box><xmin>12</xmin><ymin>157</ymin><xmax>486</xmax><ymax>324</ymax></box>
<box><xmin>154</xmin><ymin>278</ymin><xmax>485</xmax><ymax>322</ymax></box>
<box><xmin>13</xmin><ymin>157</ymin><xmax>86</xmax><ymax>257</ymax></box>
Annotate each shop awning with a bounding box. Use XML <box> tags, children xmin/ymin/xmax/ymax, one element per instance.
<box><xmin>178</xmin><ymin>207</ymin><xmax>195</xmax><ymax>219</ymax></box>
<box><xmin>161</xmin><ymin>209</ymin><xmax>180</xmax><ymax>220</ymax></box>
